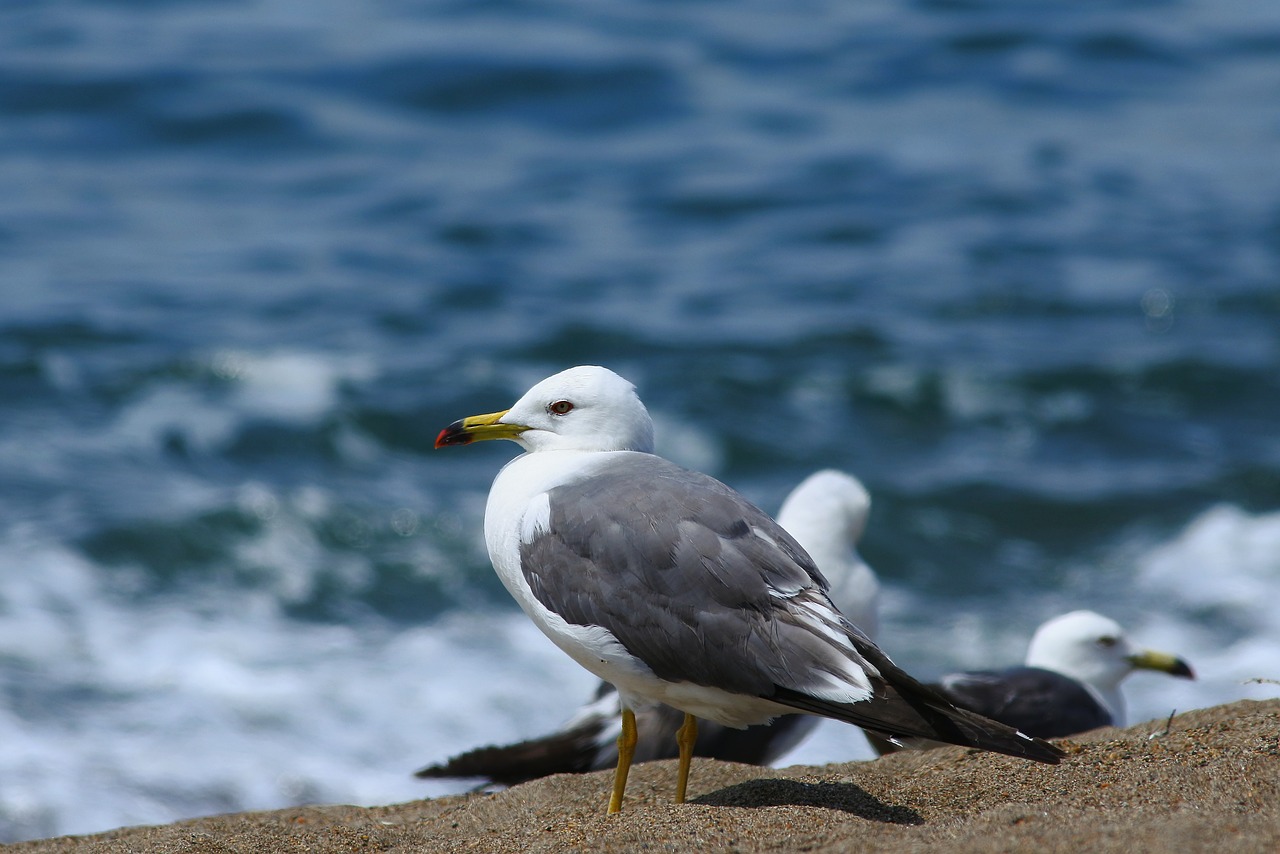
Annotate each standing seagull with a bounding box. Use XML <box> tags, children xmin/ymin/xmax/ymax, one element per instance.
<box><xmin>435</xmin><ymin>366</ymin><xmax>1062</xmax><ymax>812</ymax></box>
<box><xmin>415</xmin><ymin>469</ymin><xmax>882</xmax><ymax>785</ymax></box>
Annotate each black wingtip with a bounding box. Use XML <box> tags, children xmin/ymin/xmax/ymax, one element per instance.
<box><xmin>1017</xmin><ymin>732</ymin><xmax>1066</xmax><ymax>765</ymax></box>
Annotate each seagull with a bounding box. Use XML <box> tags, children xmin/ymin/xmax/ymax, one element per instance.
<box><xmin>415</xmin><ymin>469</ymin><xmax>881</xmax><ymax>785</ymax></box>
<box><xmin>777</xmin><ymin>470</ymin><xmax>880</xmax><ymax>641</ymax></box>
<box><xmin>935</xmin><ymin>610</ymin><xmax>1195</xmax><ymax>738</ymax></box>
<box><xmin>435</xmin><ymin>366</ymin><xmax>1062</xmax><ymax>812</ymax></box>
<box><xmin>870</xmin><ymin>610</ymin><xmax>1195</xmax><ymax>754</ymax></box>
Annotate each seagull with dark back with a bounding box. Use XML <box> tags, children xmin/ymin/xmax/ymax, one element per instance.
<box><xmin>933</xmin><ymin>611</ymin><xmax>1194</xmax><ymax>739</ymax></box>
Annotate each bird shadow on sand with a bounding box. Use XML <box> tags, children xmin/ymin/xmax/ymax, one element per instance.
<box><xmin>693</xmin><ymin>779</ymin><xmax>923</xmax><ymax>824</ymax></box>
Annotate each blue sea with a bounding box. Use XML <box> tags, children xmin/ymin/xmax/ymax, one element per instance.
<box><xmin>3</xmin><ymin>0</ymin><xmax>1280</xmax><ymax>842</ymax></box>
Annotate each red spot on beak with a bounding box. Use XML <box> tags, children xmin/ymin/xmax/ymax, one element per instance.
<box><xmin>435</xmin><ymin>419</ymin><xmax>473</xmax><ymax>448</ymax></box>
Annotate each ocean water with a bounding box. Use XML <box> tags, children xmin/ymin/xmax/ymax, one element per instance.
<box><xmin>3</xmin><ymin>0</ymin><xmax>1280</xmax><ymax>842</ymax></box>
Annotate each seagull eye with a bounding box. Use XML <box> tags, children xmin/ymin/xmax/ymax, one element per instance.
<box><xmin>1096</xmin><ymin>636</ymin><xmax>1118</xmax><ymax>648</ymax></box>
<box><xmin>548</xmin><ymin>400</ymin><xmax>574</xmax><ymax>415</ymax></box>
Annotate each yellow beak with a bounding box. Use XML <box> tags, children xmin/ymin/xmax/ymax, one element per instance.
<box><xmin>435</xmin><ymin>409</ymin><xmax>529</xmax><ymax>448</ymax></box>
<box><xmin>1127</xmin><ymin>649</ymin><xmax>1195</xmax><ymax>679</ymax></box>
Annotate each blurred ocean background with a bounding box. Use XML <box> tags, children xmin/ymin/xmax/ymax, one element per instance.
<box><xmin>3</xmin><ymin>0</ymin><xmax>1280</xmax><ymax>842</ymax></box>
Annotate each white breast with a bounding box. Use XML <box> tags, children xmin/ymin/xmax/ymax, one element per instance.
<box><xmin>478</xmin><ymin>449</ymin><xmax>801</xmax><ymax>728</ymax></box>
<box><xmin>482</xmin><ymin>451</ymin><xmax>658</xmax><ymax>689</ymax></box>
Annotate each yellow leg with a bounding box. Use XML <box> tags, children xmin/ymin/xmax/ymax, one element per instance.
<box><xmin>675</xmin><ymin>713</ymin><xmax>697</xmax><ymax>804</ymax></box>
<box><xmin>608</xmin><ymin>707</ymin><xmax>637</xmax><ymax>814</ymax></box>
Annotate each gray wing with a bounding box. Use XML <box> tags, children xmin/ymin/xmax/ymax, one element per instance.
<box><xmin>936</xmin><ymin>667</ymin><xmax>1113</xmax><ymax>739</ymax></box>
<box><xmin>520</xmin><ymin>454</ymin><xmax>844</xmax><ymax>697</ymax></box>
<box><xmin>521</xmin><ymin>455</ymin><xmax>1062</xmax><ymax>764</ymax></box>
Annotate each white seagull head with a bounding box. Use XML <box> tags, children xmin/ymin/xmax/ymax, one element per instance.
<box><xmin>1024</xmin><ymin>609</ymin><xmax>1194</xmax><ymax>724</ymax></box>
<box><xmin>776</xmin><ymin>470</ymin><xmax>879</xmax><ymax>639</ymax></box>
<box><xmin>436</xmin><ymin>365</ymin><xmax>656</xmax><ymax>454</ymax></box>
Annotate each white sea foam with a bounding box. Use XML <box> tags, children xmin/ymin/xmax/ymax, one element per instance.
<box><xmin>1137</xmin><ymin>504</ymin><xmax>1280</xmax><ymax>630</ymax></box>
<box><xmin>103</xmin><ymin>350</ymin><xmax>377</xmax><ymax>457</ymax></box>
<box><xmin>0</xmin><ymin>538</ymin><xmax>595</xmax><ymax>842</ymax></box>
<box><xmin>1128</xmin><ymin>504</ymin><xmax>1280</xmax><ymax>723</ymax></box>
<box><xmin>214</xmin><ymin>350</ymin><xmax>377</xmax><ymax>425</ymax></box>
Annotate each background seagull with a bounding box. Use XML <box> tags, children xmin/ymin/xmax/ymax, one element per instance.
<box><xmin>415</xmin><ymin>469</ymin><xmax>881</xmax><ymax>786</ymax></box>
<box><xmin>434</xmin><ymin>365</ymin><xmax>1062</xmax><ymax>812</ymax></box>
<box><xmin>871</xmin><ymin>610</ymin><xmax>1195</xmax><ymax>754</ymax></box>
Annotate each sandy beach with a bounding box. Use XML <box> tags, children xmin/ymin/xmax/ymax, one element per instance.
<box><xmin>12</xmin><ymin>698</ymin><xmax>1278</xmax><ymax>853</ymax></box>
